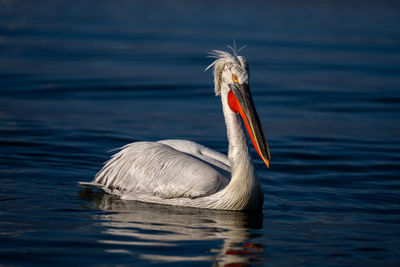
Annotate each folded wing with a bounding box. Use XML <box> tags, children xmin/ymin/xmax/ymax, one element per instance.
<box><xmin>84</xmin><ymin>141</ymin><xmax>229</xmax><ymax>199</ymax></box>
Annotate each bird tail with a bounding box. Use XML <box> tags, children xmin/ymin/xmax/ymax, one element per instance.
<box><xmin>78</xmin><ymin>182</ymin><xmax>105</xmax><ymax>188</ymax></box>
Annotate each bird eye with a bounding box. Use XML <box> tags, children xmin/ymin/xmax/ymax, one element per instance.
<box><xmin>232</xmin><ymin>74</ymin><xmax>239</xmax><ymax>83</ymax></box>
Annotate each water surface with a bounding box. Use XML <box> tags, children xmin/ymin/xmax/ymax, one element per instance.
<box><xmin>1</xmin><ymin>0</ymin><xmax>400</xmax><ymax>266</ymax></box>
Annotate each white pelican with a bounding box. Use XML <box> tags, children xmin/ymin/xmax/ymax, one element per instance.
<box><xmin>80</xmin><ymin>49</ymin><xmax>271</xmax><ymax>211</ymax></box>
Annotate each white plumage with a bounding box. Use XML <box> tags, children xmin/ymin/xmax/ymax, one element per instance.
<box><xmin>80</xmin><ymin>48</ymin><xmax>271</xmax><ymax>211</ymax></box>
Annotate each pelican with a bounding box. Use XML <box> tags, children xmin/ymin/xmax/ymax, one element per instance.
<box><xmin>80</xmin><ymin>49</ymin><xmax>271</xmax><ymax>211</ymax></box>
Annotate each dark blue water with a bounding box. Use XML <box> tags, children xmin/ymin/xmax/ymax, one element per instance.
<box><xmin>1</xmin><ymin>0</ymin><xmax>400</xmax><ymax>266</ymax></box>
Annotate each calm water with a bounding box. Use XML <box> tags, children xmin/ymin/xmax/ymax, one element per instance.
<box><xmin>1</xmin><ymin>0</ymin><xmax>400</xmax><ymax>266</ymax></box>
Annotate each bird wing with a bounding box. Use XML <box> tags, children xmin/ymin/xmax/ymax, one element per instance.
<box><xmin>89</xmin><ymin>141</ymin><xmax>229</xmax><ymax>199</ymax></box>
<box><xmin>157</xmin><ymin>139</ymin><xmax>230</xmax><ymax>172</ymax></box>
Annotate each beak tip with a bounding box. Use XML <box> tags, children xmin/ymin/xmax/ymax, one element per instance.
<box><xmin>265</xmin><ymin>159</ymin><xmax>270</xmax><ymax>168</ymax></box>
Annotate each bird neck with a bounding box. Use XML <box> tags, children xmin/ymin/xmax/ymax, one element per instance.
<box><xmin>220</xmin><ymin>87</ymin><xmax>256</xmax><ymax>185</ymax></box>
<box><xmin>219</xmin><ymin>87</ymin><xmax>263</xmax><ymax>210</ymax></box>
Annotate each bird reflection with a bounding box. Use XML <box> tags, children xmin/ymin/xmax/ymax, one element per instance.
<box><xmin>79</xmin><ymin>189</ymin><xmax>267</xmax><ymax>266</ymax></box>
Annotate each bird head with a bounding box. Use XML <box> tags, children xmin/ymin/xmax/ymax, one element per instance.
<box><xmin>206</xmin><ymin>49</ymin><xmax>271</xmax><ymax>168</ymax></box>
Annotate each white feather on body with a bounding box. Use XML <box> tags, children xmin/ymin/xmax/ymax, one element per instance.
<box><xmin>93</xmin><ymin>140</ymin><xmax>229</xmax><ymax>199</ymax></box>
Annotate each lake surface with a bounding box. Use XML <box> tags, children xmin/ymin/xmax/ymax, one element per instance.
<box><xmin>1</xmin><ymin>0</ymin><xmax>400</xmax><ymax>266</ymax></box>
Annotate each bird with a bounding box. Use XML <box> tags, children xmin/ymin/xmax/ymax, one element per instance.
<box><xmin>79</xmin><ymin>48</ymin><xmax>271</xmax><ymax>211</ymax></box>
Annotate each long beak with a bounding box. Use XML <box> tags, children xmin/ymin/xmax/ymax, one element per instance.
<box><xmin>228</xmin><ymin>83</ymin><xmax>271</xmax><ymax>167</ymax></box>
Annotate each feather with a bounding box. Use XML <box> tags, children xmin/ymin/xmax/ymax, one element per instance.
<box><xmin>92</xmin><ymin>141</ymin><xmax>227</xmax><ymax>199</ymax></box>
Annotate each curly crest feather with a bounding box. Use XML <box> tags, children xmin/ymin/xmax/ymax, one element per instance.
<box><xmin>205</xmin><ymin>48</ymin><xmax>249</xmax><ymax>96</ymax></box>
